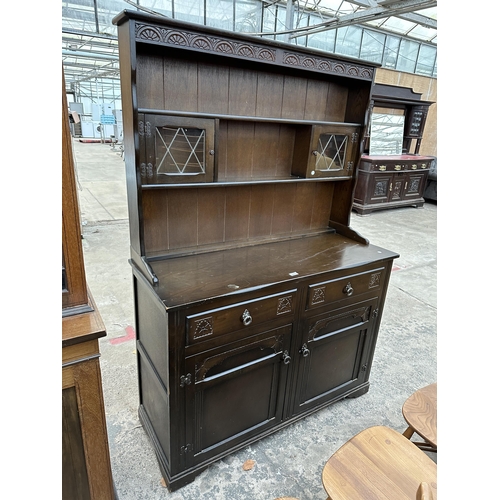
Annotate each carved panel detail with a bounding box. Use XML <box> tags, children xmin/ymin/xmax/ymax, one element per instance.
<box><xmin>283</xmin><ymin>52</ymin><xmax>374</xmax><ymax>80</ymax></box>
<box><xmin>195</xmin><ymin>335</ymin><xmax>283</xmax><ymax>382</ymax></box>
<box><xmin>193</xmin><ymin>316</ymin><xmax>214</xmax><ymax>339</ymax></box>
<box><xmin>277</xmin><ymin>295</ymin><xmax>293</xmax><ymax>315</ymax></box>
<box><xmin>134</xmin><ymin>23</ymin><xmax>373</xmax><ymax>79</ymax></box>
<box><xmin>308</xmin><ymin>306</ymin><xmax>371</xmax><ymax>342</ymax></box>
<box><xmin>136</xmin><ymin>23</ymin><xmax>277</xmax><ymax>62</ymax></box>
<box><xmin>311</xmin><ymin>287</ymin><xmax>326</xmax><ymax>305</ymax></box>
<box><xmin>368</xmin><ymin>272</ymin><xmax>381</xmax><ymax>288</ymax></box>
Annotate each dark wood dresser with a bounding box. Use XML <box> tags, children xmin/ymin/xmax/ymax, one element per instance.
<box><xmin>353</xmin><ymin>154</ymin><xmax>435</xmax><ymax>215</ymax></box>
<box><xmin>353</xmin><ymin>83</ymin><xmax>435</xmax><ymax>215</ymax></box>
<box><xmin>62</xmin><ymin>72</ymin><xmax>115</xmax><ymax>500</ymax></box>
<box><xmin>113</xmin><ymin>10</ymin><xmax>399</xmax><ymax>491</ymax></box>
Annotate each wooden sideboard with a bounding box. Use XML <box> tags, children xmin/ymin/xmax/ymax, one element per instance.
<box><xmin>62</xmin><ymin>71</ymin><xmax>115</xmax><ymax>500</ymax></box>
<box><xmin>113</xmin><ymin>10</ymin><xmax>399</xmax><ymax>491</ymax></box>
<box><xmin>353</xmin><ymin>154</ymin><xmax>435</xmax><ymax>215</ymax></box>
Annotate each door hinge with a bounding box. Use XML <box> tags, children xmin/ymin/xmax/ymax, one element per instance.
<box><xmin>180</xmin><ymin>373</ymin><xmax>192</xmax><ymax>387</ymax></box>
<box><xmin>351</xmin><ymin>132</ymin><xmax>359</xmax><ymax>144</ymax></box>
<box><xmin>180</xmin><ymin>443</ymin><xmax>193</xmax><ymax>454</ymax></box>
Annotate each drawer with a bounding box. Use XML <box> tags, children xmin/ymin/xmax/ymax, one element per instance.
<box><xmin>306</xmin><ymin>267</ymin><xmax>385</xmax><ymax>310</ymax></box>
<box><xmin>186</xmin><ymin>289</ymin><xmax>297</xmax><ymax>345</ymax></box>
<box><xmin>360</xmin><ymin>160</ymin><xmax>429</xmax><ymax>172</ymax></box>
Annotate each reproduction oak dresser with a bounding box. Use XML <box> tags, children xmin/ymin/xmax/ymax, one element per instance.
<box><xmin>113</xmin><ymin>10</ymin><xmax>399</xmax><ymax>490</ymax></box>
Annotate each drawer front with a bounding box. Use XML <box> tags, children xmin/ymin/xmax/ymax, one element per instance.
<box><xmin>306</xmin><ymin>267</ymin><xmax>385</xmax><ymax>309</ymax></box>
<box><xmin>186</xmin><ymin>289</ymin><xmax>297</xmax><ymax>345</ymax></box>
<box><xmin>360</xmin><ymin>160</ymin><xmax>430</xmax><ymax>172</ymax></box>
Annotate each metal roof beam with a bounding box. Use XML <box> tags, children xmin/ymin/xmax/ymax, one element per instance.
<box><xmin>289</xmin><ymin>0</ymin><xmax>436</xmax><ymax>38</ymax></box>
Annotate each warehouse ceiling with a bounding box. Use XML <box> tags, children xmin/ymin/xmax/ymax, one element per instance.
<box><xmin>62</xmin><ymin>0</ymin><xmax>437</xmax><ymax>97</ymax></box>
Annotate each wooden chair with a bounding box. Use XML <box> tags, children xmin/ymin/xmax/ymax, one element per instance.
<box><xmin>402</xmin><ymin>382</ymin><xmax>437</xmax><ymax>453</ymax></box>
<box><xmin>322</xmin><ymin>426</ymin><xmax>437</xmax><ymax>500</ymax></box>
<box><xmin>417</xmin><ymin>482</ymin><xmax>435</xmax><ymax>500</ymax></box>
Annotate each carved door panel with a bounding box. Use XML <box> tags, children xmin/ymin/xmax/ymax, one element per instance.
<box><xmin>184</xmin><ymin>325</ymin><xmax>292</xmax><ymax>466</ymax></box>
<box><xmin>367</xmin><ymin>174</ymin><xmax>391</xmax><ymax>205</ymax></box>
<box><xmin>401</xmin><ymin>172</ymin><xmax>426</xmax><ymax>201</ymax></box>
<box><xmin>389</xmin><ymin>172</ymin><xmax>406</xmax><ymax>202</ymax></box>
<box><xmin>292</xmin><ymin>298</ymin><xmax>378</xmax><ymax>417</ymax></box>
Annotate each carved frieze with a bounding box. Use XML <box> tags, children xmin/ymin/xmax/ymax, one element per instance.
<box><xmin>136</xmin><ymin>23</ymin><xmax>276</xmax><ymax>62</ymax></box>
<box><xmin>135</xmin><ymin>22</ymin><xmax>374</xmax><ymax>81</ymax></box>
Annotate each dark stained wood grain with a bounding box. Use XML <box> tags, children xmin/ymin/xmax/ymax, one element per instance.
<box><xmin>164</xmin><ymin>56</ymin><xmax>199</xmax><ymax>112</ymax></box>
<box><xmin>136</xmin><ymin>52</ymin><xmax>164</xmax><ymax>110</ymax></box>
<box><xmin>150</xmin><ymin>232</ymin><xmax>396</xmax><ymax>307</ymax></box>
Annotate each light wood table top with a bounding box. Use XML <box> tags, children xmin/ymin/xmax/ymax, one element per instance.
<box><xmin>322</xmin><ymin>426</ymin><xmax>437</xmax><ymax>499</ymax></box>
<box><xmin>403</xmin><ymin>382</ymin><xmax>437</xmax><ymax>448</ymax></box>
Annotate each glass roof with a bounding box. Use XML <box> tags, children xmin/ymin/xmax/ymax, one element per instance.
<box><xmin>62</xmin><ymin>0</ymin><xmax>437</xmax><ymax>103</ymax></box>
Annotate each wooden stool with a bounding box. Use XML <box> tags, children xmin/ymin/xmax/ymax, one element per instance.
<box><xmin>402</xmin><ymin>382</ymin><xmax>437</xmax><ymax>453</ymax></box>
<box><xmin>322</xmin><ymin>426</ymin><xmax>437</xmax><ymax>499</ymax></box>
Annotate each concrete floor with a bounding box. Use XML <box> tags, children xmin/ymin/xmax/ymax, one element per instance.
<box><xmin>73</xmin><ymin>138</ymin><xmax>437</xmax><ymax>500</ymax></box>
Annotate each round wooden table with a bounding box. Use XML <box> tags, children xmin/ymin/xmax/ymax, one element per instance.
<box><xmin>322</xmin><ymin>426</ymin><xmax>437</xmax><ymax>499</ymax></box>
<box><xmin>402</xmin><ymin>382</ymin><xmax>437</xmax><ymax>452</ymax></box>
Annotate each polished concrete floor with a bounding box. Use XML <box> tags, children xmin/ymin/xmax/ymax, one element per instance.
<box><xmin>73</xmin><ymin>138</ymin><xmax>437</xmax><ymax>500</ymax></box>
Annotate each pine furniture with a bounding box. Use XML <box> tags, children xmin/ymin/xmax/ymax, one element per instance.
<box><xmin>322</xmin><ymin>426</ymin><xmax>437</xmax><ymax>499</ymax></box>
<box><xmin>114</xmin><ymin>10</ymin><xmax>399</xmax><ymax>490</ymax></box>
<box><xmin>402</xmin><ymin>382</ymin><xmax>437</xmax><ymax>453</ymax></box>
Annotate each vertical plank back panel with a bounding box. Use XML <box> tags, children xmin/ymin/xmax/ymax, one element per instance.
<box><xmin>163</xmin><ymin>57</ymin><xmax>199</xmax><ymax>112</ymax></box>
<box><xmin>136</xmin><ymin>53</ymin><xmax>164</xmax><ymax>110</ymax></box>
<box><xmin>281</xmin><ymin>75</ymin><xmax>307</xmax><ymax>119</ymax></box>
<box><xmin>251</xmin><ymin>123</ymin><xmax>279</xmax><ymax>178</ymax></box>
<box><xmin>197</xmin><ymin>188</ymin><xmax>226</xmax><ymax>245</ymax></box>
<box><xmin>256</xmin><ymin>72</ymin><xmax>284</xmax><ymax>117</ymax></box>
<box><xmin>311</xmin><ymin>182</ymin><xmax>335</xmax><ymax>228</ymax></box>
<box><xmin>142</xmin><ymin>190</ymin><xmax>169</xmax><ymax>254</ymax></box>
<box><xmin>167</xmin><ymin>190</ymin><xmax>198</xmax><ymax>249</ymax></box>
<box><xmin>222</xmin><ymin>121</ymin><xmax>254</xmax><ymax>180</ymax></box>
<box><xmin>304</xmin><ymin>79</ymin><xmax>331</xmax><ymax>121</ymax></box>
<box><xmin>249</xmin><ymin>184</ymin><xmax>274</xmax><ymax>238</ymax></box>
<box><xmin>198</xmin><ymin>62</ymin><xmax>230</xmax><ymax>114</ymax></box>
<box><xmin>275</xmin><ymin>125</ymin><xmax>296</xmax><ymax>178</ymax></box>
<box><xmin>229</xmin><ymin>67</ymin><xmax>258</xmax><ymax>116</ymax></box>
<box><xmin>271</xmin><ymin>184</ymin><xmax>295</xmax><ymax>235</ymax></box>
<box><xmin>325</xmin><ymin>82</ymin><xmax>349</xmax><ymax>122</ymax></box>
<box><xmin>292</xmin><ymin>183</ymin><xmax>316</xmax><ymax>232</ymax></box>
<box><xmin>225</xmin><ymin>185</ymin><xmax>252</xmax><ymax>242</ymax></box>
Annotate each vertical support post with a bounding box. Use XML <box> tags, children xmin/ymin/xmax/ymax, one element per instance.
<box><xmin>284</xmin><ymin>0</ymin><xmax>295</xmax><ymax>43</ymax></box>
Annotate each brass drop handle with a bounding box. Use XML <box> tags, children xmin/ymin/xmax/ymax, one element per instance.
<box><xmin>241</xmin><ymin>309</ymin><xmax>252</xmax><ymax>326</ymax></box>
<box><xmin>282</xmin><ymin>351</ymin><xmax>292</xmax><ymax>365</ymax></box>
<box><xmin>300</xmin><ymin>344</ymin><xmax>310</xmax><ymax>357</ymax></box>
<box><xmin>343</xmin><ymin>282</ymin><xmax>354</xmax><ymax>296</ymax></box>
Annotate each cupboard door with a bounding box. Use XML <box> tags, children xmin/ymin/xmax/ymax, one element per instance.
<box><xmin>306</xmin><ymin>125</ymin><xmax>360</xmax><ymax>179</ymax></box>
<box><xmin>185</xmin><ymin>325</ymin><xmax>292</xmax><ymax>465</ymax></box>
<box><xmin>139</xmin><ymin>114</ymin><xmax>215</xmax><ymax>184</ymax></box>
<box><xmin>367</xmin><ymin>173</ymin><xmax>391</xmax><ymax>205</ymax></box>
<box><xmin>401</xmin><ymin>171</ymin><xmax>427</xmax><ymax>201</ymax></box>
<box><xmin>292</xmin><ymin>298</ymin><xmax>378</xmax><ymax>416</ymax></box>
